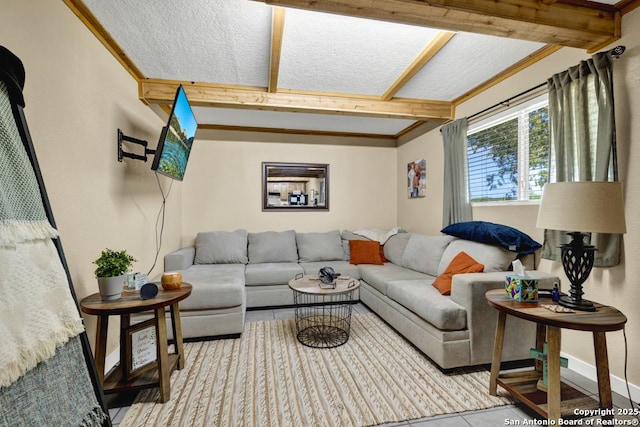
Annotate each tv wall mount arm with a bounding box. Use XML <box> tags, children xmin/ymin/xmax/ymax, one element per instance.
<box><xmin>117</xmin><ymin>128</ymin><xmax>156</xmax><ymax>162</ymax></box>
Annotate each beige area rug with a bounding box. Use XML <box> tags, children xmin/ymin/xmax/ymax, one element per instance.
<box><xmin>121</xmin><ymin>313</ymin><xmax>512</xmax><ymax>427</ymax></box>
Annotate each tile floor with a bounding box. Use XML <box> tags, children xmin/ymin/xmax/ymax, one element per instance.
<box><xmin>108</xmin><ymin>303</ymin><xmax>639</xmax><ymax>427</ymax></box>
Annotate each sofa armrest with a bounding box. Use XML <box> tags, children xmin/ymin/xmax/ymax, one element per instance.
<box><xmin>450</xmin><ymin>271</ymin><xmax>559</xmax><ymax>365</ymax></box>
<box><xmin>164</xmin><ymin>247</ymin><xmax>196</xmax><ymax>271</ymax></box>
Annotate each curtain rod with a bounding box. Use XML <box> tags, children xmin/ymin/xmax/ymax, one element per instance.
<box><xmin>440</xmin><ymin>45</ymin><xmax>626</xmax><ymax>131</ymax></box>
<box><xmin>465</xmin><ymin>81</ymin><xmax>546</xmax><ymax>122</ymax></box>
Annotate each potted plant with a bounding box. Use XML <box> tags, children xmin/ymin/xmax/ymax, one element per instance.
<box><xmin>93</xmin><ymin>248</ymin><xmax>136</xmax><ymax>301</ymax></box>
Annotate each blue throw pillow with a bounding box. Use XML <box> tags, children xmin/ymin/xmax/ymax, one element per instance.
<box><xmin>441</xmin><ymin>221</ymin><xmax>542</xmax><ymax>255</ymax></box>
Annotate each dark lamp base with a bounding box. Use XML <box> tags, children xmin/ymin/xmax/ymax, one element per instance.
<box><xmin>559</xmin><ymin>295</ymin><xmax>596</xmax><ymax>312</ymax></box>
<box><xmin>560</xmin><ymin>232</ymin><xmax>597</xmax><ymax>312</ymax></box>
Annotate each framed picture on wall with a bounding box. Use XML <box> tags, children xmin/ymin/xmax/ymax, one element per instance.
<box><xmin>407</xmin><ymin>159</ymin><xmax>426</xmax><ymax>198</ymax></box>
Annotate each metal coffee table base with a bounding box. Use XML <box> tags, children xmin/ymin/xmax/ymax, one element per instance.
<box><xmin>293</xmin><ymin>294</ymin><xmax>355</xmax><ymax>348</ymax></box>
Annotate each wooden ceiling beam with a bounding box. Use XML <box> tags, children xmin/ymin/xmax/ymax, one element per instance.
<box><xmin>269</xmin><ymin>7</ymin><xmax>287</xmax><ymax>93</ymax></box>
<box><xmin>140</xmin><ymin>79</ymin><xmax>454</xmax><ymax>121</ymax></box>
<box><xmin>381</xmin><ymin>31</ymin><xmax>455</xmax><ymax>101</ymax></box>
<box><xmin>619</xmin><ymin>0</ymin><xmax>640</xmax><ymax>15</ymax></box>
<box><xmin>253</xmin><ymin>0</ymin><xmax>620</xmax><ymax>52</ymax></box>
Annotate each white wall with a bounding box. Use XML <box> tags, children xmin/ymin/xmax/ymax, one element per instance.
<box><xmin>398</xmin><ymin>9</ymin><xmax>640</xmax><ymax>390</ymax></box>
<box><xmin>181</xmin><ymin>138</ymin><xmax>398</xmax><ymax>244</ymax></box>
<box><xmin>397</xmin><ymin>138</ymin><xmax>445</xmax><ymax>234</ymax></box>
<box><xmin>0</xmin><ymin>0</ymin><xmax>183</xmax><ymax>356</ymax></box>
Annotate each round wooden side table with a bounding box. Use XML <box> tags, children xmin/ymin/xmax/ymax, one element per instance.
<box><xmin>485</xmin><ymin>289</ymin><xmax>626</xmax><ymax>422</ymax></box>
<box><xmin>80</xmin><ymin>283</ymin><xmax>192</xmax><ymax>403</ymax></box>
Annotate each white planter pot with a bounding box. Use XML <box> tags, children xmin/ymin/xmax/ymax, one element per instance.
<box><xmin>97</xmin><ymin>275</ymin><xmax>126</xmax><ymax>301</ymax></box>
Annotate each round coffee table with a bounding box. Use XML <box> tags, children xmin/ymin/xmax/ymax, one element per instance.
<box><xmin>288</xmin><ymin>274</ymin><xmax>360</xmax><ymax>348</ymax></box>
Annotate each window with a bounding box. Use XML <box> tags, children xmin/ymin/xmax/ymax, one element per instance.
<box><xmin>467</xmin><ymin>95</ymin><xmax>550</xmax><ymax>204</ymax></box>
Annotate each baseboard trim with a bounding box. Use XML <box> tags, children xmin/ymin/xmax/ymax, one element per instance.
<box><xmin>562</xmin><ymin>352</ymin><xmax>640</xmax><ymax>405</ymax></box>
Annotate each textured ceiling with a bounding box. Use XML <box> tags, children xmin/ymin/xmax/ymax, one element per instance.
<box><xmin>85</xmin><ymin>0</ymin><xmax>273</xmax><ymax>86</ymax></box>
<box><xmin>76</xmin><ymin>0</ymin><xmax>623</xmax><ymax>142</ymax></box>
<box><xmin>277</xmin><ymin>9</ymin><xmax>445</xmax><ymax>96</ymax></box>
<box><xmin>395</xmin><ymin>33</ymin><xmax>544</xmax><ymax>101</ymax></box>
<box><xmin>193</xmin><ymin>107</ymin><xmax>417</xmax><ymax>135</ymax></box>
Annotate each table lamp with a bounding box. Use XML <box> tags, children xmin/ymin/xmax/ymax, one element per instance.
<box><xmin>536</xmin><ymin>182</ymin><xmax>626</xmax><ymax>311</ymax></box>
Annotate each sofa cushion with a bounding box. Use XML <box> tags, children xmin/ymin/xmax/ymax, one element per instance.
<box><xmin>386</xmin><ymin>280</ymin><xmax>467</xmax><ymax>330</ymax></box>
<box><xmin>383</xmin><ymin>233</ymin><xmax>411</xmax><ymax>266</ymax></box>
<box><xmin>401</xmin><ymin>234</ymin><xmax>455</xmax><ymax>275</ymax></box>
<box><xmin>341</xmin><ymin>230</ymin><xmax>370</xmax><ymax>261</ymax></box>
<box><xmin>248</xmin><ymin>230</ymin><xmax>298</xmax><ymax>263</ymax></box>
<box><xmin>359</xmin><ymin>263</ymin><xmax>431</xmax><ymax>295</ymax></box>
<box><xmin>244</xmin><ymin>262</ymin><xmax>304</xmax><ymax>286</ymax></box>
<box><xmin>437</xmin><ymin>238</ymin><xmax>517</xmax><ymax>275</ymax></box>
<box><xmin>349</xmin><ymin>240</ymin><xmax>384</xmax><ymax>265</ymax></box>
<box><xmin>179</xmin><ymin>264</ymin><xmax>245</xmax><ymax>310</ymax></box>
<box><xmin>441</xmin><ymin>221</ymin><xmax>542</xmax><ymax>255</ymax></box>
<box><xmin>296</xmin><ymin>230</ymin><xmax>344</xmax><ymax>262</ymax></box>
<box><xmin>194</xmin><ymin>229</ymin><xmax>248</xmax><ymax>264</ymax></box>
<box><xmin>165</xmin><ymin>246</ymin><xmax>196</xmax><ymax>271</ymax></box>
<box><xmin>432</xmin><ymin>251</ymin><xmax>484</xmax><ymax>295</ymax></box>
<box><xmin>299</xmin><ymin>261</ymin><xmax>361</xmax><ymax>279</ymax></box>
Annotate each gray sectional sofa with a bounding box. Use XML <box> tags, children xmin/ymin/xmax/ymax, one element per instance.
<box><xmin>157</xmin><ymin>229</ymin><xmax>558</xmax><ymax>369</ymax></box>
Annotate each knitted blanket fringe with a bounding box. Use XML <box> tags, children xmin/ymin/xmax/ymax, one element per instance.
<box><xmin>80</xmin><ymin>405</ymin><xmax>109</xmax><ymax>427</ymax></box>
<box><xmin>0</xmin><ymin>219</ymin><xmax>58</xmax><ymax>247</ymax></box>
<box><xmin>0</xmin><ymin>237</ymin><xmax>85</xmax><ymax>389</ymax></box>
<box><xmin>0</xmin><ymin>318</ymin><xmax>84</xmax><ymax>389</ymax></box>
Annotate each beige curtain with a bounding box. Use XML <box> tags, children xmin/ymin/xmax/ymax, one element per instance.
<box><xmin>542</xmin><ymin>51</ymin><xmax>621</xmax><ymax>266</ymax></box>
<box><xmin>441</xmin><ymin>118</ymin><xmax>472</xmax><ymax>227</ymax></box>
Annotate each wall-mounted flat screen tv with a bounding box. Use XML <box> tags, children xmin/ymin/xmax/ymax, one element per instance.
<box><xmin>151</xmin><ymin>85</ymin><xmax>197</xmax><ymax>181</ymax></box>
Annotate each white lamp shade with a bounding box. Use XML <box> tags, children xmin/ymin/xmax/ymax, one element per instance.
<box><xmin>536</xmin><ymin>182</ymin><xmax>626</xmax><ymax>234</ymax></box>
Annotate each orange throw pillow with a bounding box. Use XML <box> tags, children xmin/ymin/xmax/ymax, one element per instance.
<box><xmin>379</xmin><ymin>245</ymin><xmax>387</xmax><ymax>263</ymax></box>
<box><xmin>349</xmin><ymin>240</ymin><xmax>384</xmax><ymax>265</ymax></box>
<box><xmin>432</xmin><ymin>251</ymin><xmax>484</xmax><ymax>295</ymax></box>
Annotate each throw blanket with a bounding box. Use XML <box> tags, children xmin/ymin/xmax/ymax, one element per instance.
<box><xmin>353</xmin><ymin>226</ymin><xmax>404</xmax><ymax>244</ymax></box>
<box><xmin>0</xmin><ymin>81</ymin><xmax>84</xmax><ymax>388</ymax></box>
<box><xmin>0</xmin><ymin>336</ymin><xmax>108</xmax><ymax>427</ymax></box>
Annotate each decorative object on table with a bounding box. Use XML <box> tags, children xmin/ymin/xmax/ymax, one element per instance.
<box><xmin>140</xmin><ymin>283</ymin><xmax>159</xmax><ymax>300</ymax></box>
<box><xmin>127</xmin><ymin>272</ymin><xmax>148</xmax><ymax>290</ymax></box>
<box><xmin>541</xmin><ymin>304</ymin><xmax>575</xmax><ymax>313</ymax></box>
<box><xmin>161</xmin><ymin>271</ymin><xmax>183</xmax><ymax>290</ymax></box>
<box><xmin>93</xmin><ymin>248</ymin><xmax>136</xmax><ymax>301</ymax></box>
<box><xmin>318</xmin><ymin>266</ymin><xmax>340</xmax><ymax>289</ymax></box>
<box><xmin>530</xmin><ymin>343</ymin><xmax>569</xmax><ymax>392</ymax></box>
<box><xmin>505</xmin><ymin>260</ymin><xmax>538</xmax><ymax>302</ymax></box>
<box><xmin>551</xmin><ymin>283</ymin><xmax>561</xmax><ymax>302</ymax></box>
<box><xmin>337</xmin><ymin>276</ymin><xmax>359</xmax><ymax>289</ymax></box>
<box><xmin>536</xmin><ymin>182</ymin><xmax>626</xmax><ymax>311</ymax></box>
<box><xmin>124</xmin><ymin>319</ymin><xmax>158</xmax><ymax>380</ymax></box>
<box><xmin>506</xmin><ymin>276</ymin><xmax>539</xmax><ymax>301</ymax></box>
